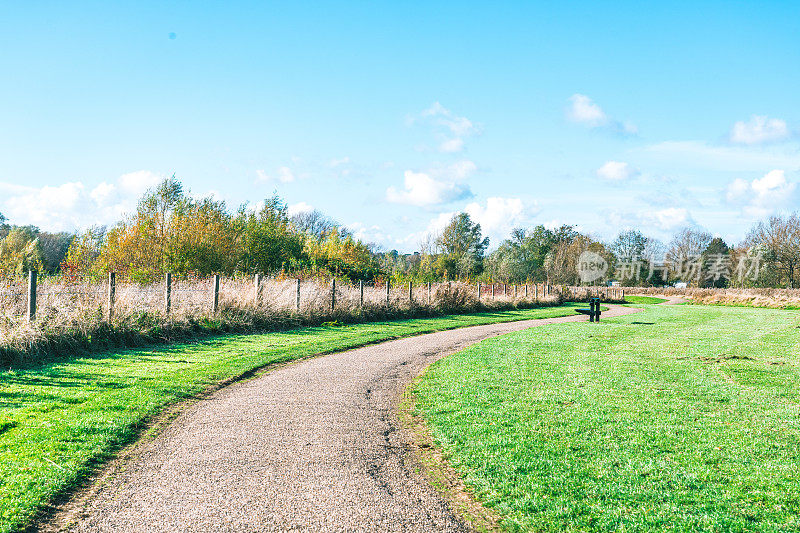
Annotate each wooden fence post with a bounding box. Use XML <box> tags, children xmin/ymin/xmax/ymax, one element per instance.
<box><xmin>211</xmin><ymin>274</ymin><xmax>220</xmax><ymax>313</ymax></box>
<box><xmin>408</xmin><ymin>281</ymin><xmax>413</xmax><ymax>304</ymax></box>
<box><xmin>107</xmin><ymin>272</ymin><xmax>116</xmax><ymax>320</ymax></box>
<box><xmin>254</xmin><ymin>273</ymin><xmax>261</xmax><ymax>306</ymax></box>
<box><xmin>26</xmin><ymin>270</ymin><xmax>37</xmax><ymax>323</ymax></box>
<box><xmin>427</xmin><ymin>282</ymin><xmax>431</xmax><ymax>304</ymax></box>
<box><xmin>331</xmin><ymin>278</ymin><xmax>336</xmax><ymax>312</ymax></box>
<box><xmin>491</xmin><ymin>283</ymin><xmax>495</xmax><ymax>298</ymax></box>
<box><xmin>359</xmin><ymin>280</ymin><xmax>364</xmax><ymax>308</ymax></box>
<box><xmin>164</xmin><ymin>272</ymin><xmax>172</xmax><ymax>315</ymax></box>
<box><xmin>514</xmin><ymin>284</ymin><xmax>518</xmax><ymax>298</ymax></box>
<box><xmin>504</xmin><ymin>284</ymin><xmax>507</xmax><ymax>296</ymax></box>
<box><xmin>386</xmin><ymin>280</ymin><xmax>390</xmax><ymax>306</ymax></box>
<box><xmin>296</xmin><ymin>279</ymin><xmax>301</xmax><ymax>311</ymax></box>
<box><xmin>477</xmin><ymin>282</ymin><xmax>481</xmax><ymax>302</ymax></box>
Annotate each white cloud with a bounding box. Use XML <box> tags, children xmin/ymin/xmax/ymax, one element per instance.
<box><xmin>287</xmin><ymin>202</ymin><xmax>314</xmax><ymax>217</ymax></box>
<box><xmin>464</xmin><ymin>197</ymin><xmax>540</xmax><ymax>244</ymax></box>
<box><xmin>386</xmin><ymin>170</ymin><xmax>473</xmax><ymax>206</ymax></box>
<box><xmin>329</xmin><ymin>157</ymin><xmax>350</xmax><ymax>167</ymax></box>
<box><xmin>606</xmin><ymin>207</ymin><xmax>695</xmax><ymax>235</ymax></box>
<box><xmin>414</xmin><ymin>102</ymin><xmax>480</xmax><ymax>153</ymax></box>
<box><xmin>725</xmin><ymin>169</ymin><xmax>796</xmax><ymax>217</ymax></box>
<box><xmin>641</xmin><ymin>140</ymin><xmax>800</xmax><ymax>172</ymax></box>
<box><xmin>566</xmin><ymin>94</ymin><xmax>637</xmax><ymax>135</ymax></box>
<box><xmin>567</xmin><ymin>94</ymin><xmax>607</xmax><ymax>126</ymax></box>
<box><xmin>421</xmin><ymin>102</ymin><xmax>479</xmax><ymax>137</ymax></box>
<box><xmin>386</xmin><ymin>160</ymin><xmax>477</xmax><ymax>207</ymax></box>
<box><xmin>730</xmin><ymin>115</ymin><xmax>791</xmax><ymax>145</ymax></box>
<box><xmin>346</xmin><ymin>222</ymin><xmax>392</xmax><ymax>246</ymax></box>
<box><xmin>407</xmin><ymin>197</ymin><xmax>540</xmax><ymax>250</ymax></box>
<box><xmin>596</xmin><ymin>161</ymin><xmax>639</xmax><ymax>181</ymax></box>
<box><xmin>439</xmin><ymin>138</ymin><xmax>464</xmax><ymax>153</ymax></box>
<box><xmin>0</xmin><ymin>170</ymin><xmax>170</xmax><ymax>232</ymax></box>
<box><xmin>645</xmin><ymin>207</ymin><xmax>692</xmax><ymax>231</ymax></box>
<box><xmin>448</xmin><ymin>160</ymin><xmax>478</xmax><ymax>179</ymax></box>
<box><xmin>256</xmin><ymin>166</ymin><xmax>295</xmax><ymax>183</ymax></box>
<box><xmin>117</xmin><ymin>170</ymin><xmax>163</xmax><ymax>195</ymax></box>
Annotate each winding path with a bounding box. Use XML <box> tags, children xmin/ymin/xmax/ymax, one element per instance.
<box><xmin>47</xmin><ymin>305</ymin><xmax>639</xmax><ymax>532</ymax></box>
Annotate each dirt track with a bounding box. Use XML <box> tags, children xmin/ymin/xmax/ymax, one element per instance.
<box><xmin>45</xmin><ymin>305</ymin><xmax>639</xmax><ymax>532</ymax></box>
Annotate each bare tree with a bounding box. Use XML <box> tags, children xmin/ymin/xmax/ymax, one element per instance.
<box><xmin>290</xmin><ymin>209</ymin><xmax>337</xmax><ymax>239</ymax></box>
<box><xmin>746</xmin><ymin>214</ymin><xmax>800</xmax><ymax>288</ymax></box>
<box><xmin>666</xmin><ymin>227</ymin><xmax>712</xmax><ymax>284</ymax></box>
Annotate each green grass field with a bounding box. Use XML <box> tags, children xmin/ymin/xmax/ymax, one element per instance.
<box><xmin>413</xmin><ymin>303</ymin><xmax>800</xmax><ymax>531</ymax></box>
<box><xmin>624</xmin><ymin>295</ymin><xmax>668</xmax><ymax>305</ymax></box>
<box><xmin>0</xmin><ymin>304</ymin><xmax>586</xmax><ymax>533</ymax></box>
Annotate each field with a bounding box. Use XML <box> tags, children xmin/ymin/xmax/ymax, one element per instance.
<box><xmin>413</xmin><ymin>303</ymin><xmax>800</xmax><ymax>531</ymax></box>
<box><xmin>0</xmin><ymin>303</ymin><xmax>585</xmax><ymax>533</ymax></box>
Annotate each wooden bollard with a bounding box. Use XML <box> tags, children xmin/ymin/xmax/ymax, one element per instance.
<box><xmin>164</xmin><ymin>272</ymin><xmax>172</xmax><ymax>315</ymax></box>
<box><xmin>107</xmin><ymin>272</ymin><xmax>116</xmax><ymax>320</ymax></box>
<box><xmin>26</xmin><ymin>270</ymin><xmax>37</xmax><ymax>323</ymax></box>
<box><xmin>211</xmin><ymin>274</ymin><xmax>220</xmax><ymax>313</ymax></box>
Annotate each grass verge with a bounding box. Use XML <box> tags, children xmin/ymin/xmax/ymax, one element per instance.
<box><xmin>413</xmin><ymin>303</ymin><xmax>800</xmax><ymax>531</ymax></box>
<box><xmin>0</xmin><ymin>303</ymin><xmax>586</xmax><ymax>533</ymax></box>
<box><xmin>624</xmin><ymin>295</ymin><xmax>668</xmax><ymax>305</ymax></box>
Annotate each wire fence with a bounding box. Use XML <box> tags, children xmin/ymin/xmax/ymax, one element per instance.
<box><xmin>0</xmin><ymin>271</ymin><xmax>571</xmax><ymax>326</ymax></box>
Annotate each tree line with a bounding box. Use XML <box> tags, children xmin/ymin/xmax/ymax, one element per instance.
<box><xmin>1</xmin><ymin>177</ymin><xmax>800</xmax><ymax>288</ymax></box>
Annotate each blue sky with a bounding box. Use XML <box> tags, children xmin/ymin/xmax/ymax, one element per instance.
<box><xmin>1</xmin><ymin>1</ymin><xmax>799</xmax><ymax>251</ymax></box>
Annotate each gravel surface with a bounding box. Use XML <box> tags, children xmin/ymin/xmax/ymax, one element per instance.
<box><xmin>49</xmin><ymin>305</ymin><xmax>639</xmax><ymax>532</ymax></box>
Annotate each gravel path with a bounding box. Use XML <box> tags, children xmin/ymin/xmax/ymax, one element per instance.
<box><xmin>49</xmin><ymin>305</ymin><xmax>639</xmax><ymax>532</ymax></box>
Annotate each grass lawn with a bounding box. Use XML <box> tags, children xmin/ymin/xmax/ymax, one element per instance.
<box><xmin>624</xmin><ymin>295</ymin><xmax>668</xmax><ymax>305</ymax></box>
<box><xmin>0</xmin><ymin>304</ymin><xmax>586</xmax><ymax>533</ymax></box>
<box><xmin>413</xmin><ymin>303</ymin><xmax>800</xmax><ymax>531</ymax></box>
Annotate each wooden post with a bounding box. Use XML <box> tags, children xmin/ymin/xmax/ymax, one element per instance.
<box><xmin>535</xmin><ymin>283</ymin><xmax>538</xmax><ymax>299</ymax></box>
<box><xmin>622</xmin><ymin>289</ymin><xmax>625</xmax><ymax>300</ymax></box>
<box><xmin>331</xmin><ymin>278</ymin><xmax>336</xmax><ymax>312</ymax></box>
<box><xmin>514</xmin><ymin>284</ymin><xmax>518</xmax><ymax>298</ymax></box>
<box><xmin>107</xmin><ymin>272</ymin><xmax>116</xmax><ymax>320</ymax></box>
<box><xmin>525</xmin><ymin>284</ymin><xmax>528</xmax><ymax>299</ymax></box>
<box><xmin>491</xmin><ymin>283</ymin><xmax>495</xmax><ymax>298</ymax></box>
<box><xmin>408</xmin><ymin>281</ymin><xmax>413</xmax><ymax>304</ymax></box>
<box><xmin>254</xmin><ymin>273</ymin><xmax>261</xmax><ymax>306</ymax></box>
<box><xmin>26</xmin><ymin>270</ymin><xmax>37</xmax><ymax>323</ymax></box>
<box><xmin>386</xmin><ymin>280</ymin><xmax>390</xmax><ymax>306</ymax></box>
<box><xmin>359</xmin><ymin>280</ymin><xmax>364</xmax><ymax>308</ymax></box>
<box><xmin>477</xmin><ymin>282</ymin><xmax>481</xmax><ymax>301</ymax></box>
<box><xmin>211</xmin><ymin>274</ymin><xmax>220</xmax><ymax>313</ymax></box>
<box><xmin>296</xmin><ymin>279</ymin><xmax>301</xmax><ymax>311</ymax></box>
<box><xmin>427</xmin><ymin>282</ymin><xmax>432</xmax><ymax>304</ymax></box>
<box><xmin>164</xmin><ymin>272</ymin><xmax>172</xmax><ymax>315</ymax></box>
<box><xmin>504</xmin><ymin>284</ymin><xmax>507</xmax><ymax>296</ymax></box>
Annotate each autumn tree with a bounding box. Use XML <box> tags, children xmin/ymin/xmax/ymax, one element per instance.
<box><xmin>236</xmin><ymin>196</ymin><xmax>305</xmax><ymax>274</ymax></box>
<box><xmin>435</xmin><ymin>213</ymin><xmax>489</xmax><ymax>279</ymax></box>
<box><xmin>0</xmin><ymin>227</ymin><xmax>44</xmax><ymax>275</ymax></box>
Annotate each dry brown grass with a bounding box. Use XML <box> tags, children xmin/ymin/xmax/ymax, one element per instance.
<box><xmin>616</xmin><ymin>286</ymin><xmax>800</xmax><ymax>308</ymax></box>
<box><xmin>0</xmin><ymin>276</ymin><xmax>562</xmax><ymax>366</ymax></box>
